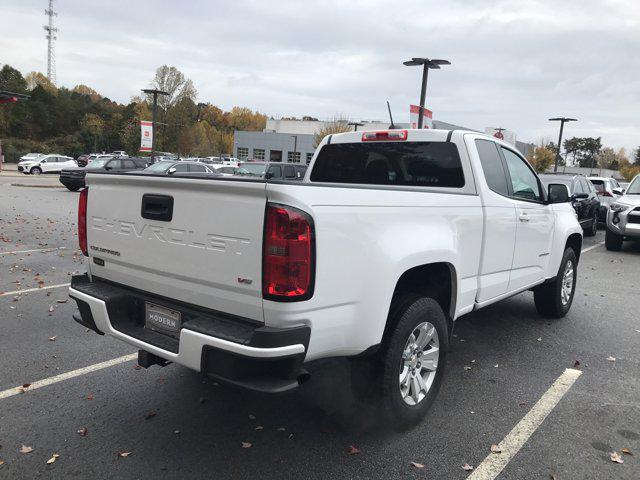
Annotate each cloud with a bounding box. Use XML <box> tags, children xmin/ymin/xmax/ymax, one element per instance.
<box><xmin>1</xmin><ymin>0</ymin><xmax>639</xmax><ymax>149</ymax></box>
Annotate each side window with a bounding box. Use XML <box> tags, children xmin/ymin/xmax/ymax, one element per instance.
<box><xmin>173</xmin><ymin>163</ymin><xmax>189</xmax><ymax>173</ymax></box>
<box><xmin>284</xmin><ymin>165</ymin><xmax>295</xmax><ymax>179</ymax></box>
<box><xmin>123</xmin><ymin>160</ymin><xmax>135</xmax><ymax>169</ymax></box>
<box><xmin>475</xmin><ymin>139</ymin><xmax>509</xmax><ymax>196</ymax></box>
<box><xmin>573</xmin><ymin>180</ymin><xmax>584</xmax><ymax>194</ymax></box>
<box><xmin>268</xmin><ymin>166</ymin><xmax>282</xmax><ymax>179</ymax></box>
<box><xmin>107</xmin><ymin>159</ymin><xmax>123</xmax><ymax>169</ymax></box>
<box><xmin>501</xmin><ymin>148</ymin><xmax>541</xmax><ymax>201</ymax></box>
<box><xmin>189</xmin><ymin>164</ymin><xmax>207</xmax><ymax>172</ymax></box>
<box><xmin>579</xmin><ymin>178</ymin><xmax>591</xmax><ymax>194</ymax></box>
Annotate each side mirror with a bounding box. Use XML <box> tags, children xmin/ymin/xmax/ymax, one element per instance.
<box><xmin>168</xmin><ymin>167</ymin><xmax>177</xmax><ymax>174</ymax></box>
<box><xmin>612</xmin><ymin>188</ymin><xmax>624</xmax><ymax>195</ymax></box>
<box><xmin>265</xmin><ymin>172</ymin><xmax>273</xmax><ymax>179</ymax></box>
<box><xmin>548</xmin><ymin>184</ymin><xmax>570</xmax><ymax>203</ymax></box>
<box><xmin>573</xmin><ymin>192</ymin><xmax>589</xmax><ymax>200</ymax></box>
<box><xmin>40</xmin><ymin>159</ymin><xmax>47</xmax><ymax>163</ymax></box>
<box><xmin>104</xmin><ymin>166</ymin><xmax>111</xmax><ymax>171</ymax></box>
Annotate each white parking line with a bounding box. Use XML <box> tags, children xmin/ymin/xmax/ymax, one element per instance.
<box><xmin>468</xmin><ymin>368</ymin><xmax>582</xmax><ymax>480</ymax></box>
<box><xmin>0</xmin><ymin>353</ymin><xmax>137</xmax><ymax>401</ymax></box>
<box><xmin>581</xmin><ymin>241</ymin><xmax>605</xmax><ymax>254</ymax></box>
<box><xmin>0</xmin><ymin>246</ymin><xmax>66</xmax><ymax>255</ymax></box>
<box><xmin>0</xmin><ymin>283</ymin><xmax>70</xmax><ymax>297</ymax></box>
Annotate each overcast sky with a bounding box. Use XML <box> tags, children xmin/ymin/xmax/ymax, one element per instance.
<box><xmin>1</xmin><ymin>0</ymin><xmax>638</xmax><ymax>150</ymax></box>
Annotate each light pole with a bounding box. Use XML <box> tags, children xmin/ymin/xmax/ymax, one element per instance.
<box><xmin>348</xmin><ymin>121</ymin><xmax>364</xmax><ymax>131</ymax></box>
<box><xmin>291</xmin><ymin>135</ymin><xmax>298</xmax><ymax>163</ymax></box>
<box><xmin>142</xmin><ymin>88</ymin><xmax>169</xmax><ymax>163</ymax></box>
<box><xmin>403</xmin><ymin>57</ymin><xmax>450</xmax><ymax>129</ymax></box>
<box><xmin>548</xmin><ymin>117</ymin><xmax>577</xmax><ymax>173</ymax></box>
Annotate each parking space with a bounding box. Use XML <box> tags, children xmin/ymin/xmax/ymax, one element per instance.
<box><xmin>1</xmin><ymin>179</ymin><xmax>638</xmax><ymax>479</ymax></box>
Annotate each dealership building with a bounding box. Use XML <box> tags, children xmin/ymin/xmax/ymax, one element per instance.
<box><xmin>233</xmin><ymin>118</ymin><xmax>534</xmax><ymax>164</ymax></box>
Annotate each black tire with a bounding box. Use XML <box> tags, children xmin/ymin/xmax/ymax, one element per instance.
<box><xmin>350</xmin><ymin>295</ymin><xmax>448</xmax><ymax>429</ymax></box>
<box><xmin>65</xmin><ymin>186</ymin><xmax>80</xmax><ymax>192</ymax></box>
<box><xmin>605</xmin><ymin>228</ymin><xmax>623</xmax><ymax>251</ymax></box>
<box><xmin>30</xmin><ymin>167</ymin><xmax>42</xmax><ymax>175</ymax></box>
<box><xmin>534</xmin><ymin>248</ymin><xmax>577</xmax><ymax>318</ymax></box>
<box><xmin>584</xmin><ymin>210</ymin><xmax>598</xmax><ymax>237</ymax></box>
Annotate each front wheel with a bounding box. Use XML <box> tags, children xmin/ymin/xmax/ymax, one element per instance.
<box><xmin>605</xmin><ymin>228</ymin><xmax>623</xmax><ymax>251</ymax></box>
<box><xmin>534</xmin><ymin>248</ymin><xmax>577</xmax><ymax>318</ymax></box>
<box><xmin>351</xmin><ymin>295</ymin><xmax>448</xmax><ymax>429</ymax></box>
<box><xmin>30</xmin><ymin>167</ymin><xmax>42</xmax><ymax>175</ymax></box>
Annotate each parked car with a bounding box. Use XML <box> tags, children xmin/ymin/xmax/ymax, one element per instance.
<box><xmin>18</xmin><ymin>154</ymin><xmax>76</xmax><ymax>175</ymax></box>
<box><xmin>205</xmin><ymin>156</ymin><xmax>239</xmax><ymax>167</ymax></box>
<box><xmin>619</xmin><ymin>182</ymin><xmax>630</xmax><ymax>191</ymax></box>
<box><xmin>237</xmin><ymin>162</ymin><xmax>307</xmax><ymax>181</ymax></box>
<box><xmin>210</xmin><ymin>165</ymin><xmax>240</xmax><ymax>176</ymax></box>
<box><xmin>605</xmin><ymin>174</ymin><xmax>640</xmax><ymax>250</ymax></box>
<box><xmin>19</xmin><ymin>153</ymin><xmax>44</xmax><ymax>162</ymax></box>
<box><xmin>59</xmin><ymin>157</ymin><xmax>148</xmax><ymax>191</ymax></box>
<box><xmin>140</xmin><ymin>161</ymin><xmax>218</xmax><ymax>175</ymax></box>
<box><xmin>109</xmin><ymin>151</ymin><xmax>128</xmax><ymax>157</ymax></box>
<box><xmin>588</xmin><ymin>176</ymin><xmax>625</xmax><ymax>221</ymax></box>
<box><xmin>539</xmin><ymin>174</ymin><xmax>600</xmax><ymax>236</ymax></box>
<box><xmin>69</xmin><ymin>129</ymin><xmax>582</xmax><ymax>427</ymax></box>
<box><xmin>78</xmin><ymin>154</ymin><xmax>111</xmax><ymax>167</ymax></box>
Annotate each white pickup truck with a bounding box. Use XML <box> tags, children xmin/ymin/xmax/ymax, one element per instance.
<box><xmin>69</xmin><ymin>129</ymin><xmax>582</xmax><ymax>427</ymax></box>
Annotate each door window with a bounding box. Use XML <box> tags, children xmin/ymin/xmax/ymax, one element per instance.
<box><xmin>501</xmin><ymin>148</ymin><xmax>542</xmax><ymax>201</ymax></box>
<box><xmin>107</xmin><ymin>159</ymin><xmax>123</xmax><ymax>169</ymax></box>
<box><xmin>123</xmin><ymin>160</ymin><xmax>136</xmax><ymax>169</ymax></box>
<box><xmin>172</xmin><ymin>163</ymin><xmax>189</xmax><ymax>173</ymax></box>
<box><xmin>284</xmin><ymin>165</ymin><xmax>295</xmax><ymax>179</ymax></box>
<box><xmin>189</xmin><ymin>164</ymin><xmax>207</xmax><ymax>172</ymax></box>
<box><xmin>579</xmin><ymin>178</ymin><xmax>591</xmax><ymax>194</ymax></box>
<box><xmin>268</xmin><ymin>166</ymin><xmax>282</xmax><ymax>179</ymax></box>
<box><xmin>475</xmin><ymin>140</ymin><xmax>509</xmax><ymax>196</ymax></box>
<box><xmin>573</xmin><ymin>180</ymin><xmax>584</xmax><ymax>194</ymax></box>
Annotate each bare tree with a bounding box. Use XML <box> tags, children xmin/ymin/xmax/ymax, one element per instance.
<box><xmin>148</xmin><ymin>66</ymin><xmax>197</xmax><ymax>113</ymax></box>
<box><xmin>313</xmin><ymin>117</ymin><xmax>352</xmax><ymax>148</ymax></box>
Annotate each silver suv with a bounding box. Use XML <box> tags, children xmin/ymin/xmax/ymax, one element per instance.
<box><xmin>605</xmin><ymin>175</ymin><xmax>640</xmax><ymax>250</ymax></box>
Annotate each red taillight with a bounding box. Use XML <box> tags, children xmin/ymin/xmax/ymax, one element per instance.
<box><xmin>263</xmin><ymin>203</ymin><xmax>314</xmax><ymax>301</ymax></box>
<box><xmin>362</xmin><ymin>130</ymin><xmax>408</xmax><ymax>142</ymax></box>
<box><xmin>78</xmin><ymin>188</ymin><xmax>88</xmax><ymax>256</ymax></box>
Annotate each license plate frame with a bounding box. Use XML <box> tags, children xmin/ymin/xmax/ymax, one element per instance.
<box><xmin>144</xmin><ymin>302</ymin><xmax>182</xmax><ymax>338</ymax></box>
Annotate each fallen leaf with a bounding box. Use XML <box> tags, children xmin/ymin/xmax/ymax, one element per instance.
<box><xmin>462</xmin><ymin>463</ymin><xmax>474</xmax><ymax>471</ymax></box>
<box><xmin>48</xmin><ymin>305</ymin><xmax>54</xmax><ymax>313</ymax></box>
<box><xmin>255</xmin><ymin>426</ymin><xmax>263</xmax><ymax>431</ymax></box>
<box><xmin>463</xmin><ymin>366</ymin><xmax>472</xmax><ymax>371</ymax></box>
<box><xmin>610</xmin><ymin>451</ymin><xmax>624</xmax><ymax>464</ymax></box>
<box><xmin>606</xmin><ymin>356</ymin><xmax>616</xmax><ymax>362</ymax></box>
<box><xmin>518</xmin><ymin>401</ymin><xmax>528</xmax><ymax>407</ymax></box>
<box><xmin>494</xmin><ymin>364</ymin><xmax>499</xmax><ymax>368</ymax></box>
<box><xmin>118</xmin><ymin>451</ymin><xmax>131</xmax><ymax>458</ymax></box>
<box><xmin>86</xmin><ymin>393</ymin><xmax>94</xmax><ymax>400</ymax></box>
<box><xmin>491</xmin><ymin>444</ymin><xmax>502</xmax><ymax>454</ymax></box>
<box><xmin>241</xmin><ymin>442</ymin><xmax>252</xmax><ymax>449</ymax></box>
<box><xmin>573</xmin><ymin>360</ymin><xmax>581</xmax><ymax>368</ymax></box>
<box><xmin>133</xmin><ymin>364</ymin><xmax>142</xmax><ymax>370</ymax></box>
<box><xmin>346</xmin><ymin>445</ymin><xmax>361</xmax><ymax>455</ymax></box>
<box><xmin>248</xmin><ymin>414</ymin><xmax>256</xmax><ymax>420</ymax></box>
<box><xmin>46</xmin><ymin>453</ymin><xmax>59</xmax><ymax>464</ymax></box>
<box><xmin>0</xmin><ymin>459</ymin><xmax>4</xmax><ymax>466</ymax></box>
<box><xmin>19</xmin><ymin>445</ymin><xmax>33</xmax><ymax>454</ymax></box>
<box><xmin>411</xmin><ymin>461</ymin><xmax>425</xmax><ymax>469</ymax></box>
<box><xmin>56</xmin><ymin>299</ymin><xmax>67</xmax><ymax>304</ymax></box>
<box><xmin>22</xmin><ymin>383</ymin><xmax>31</xmax><ymax>388</ymax></box>
<box><xmin>77</xmin><ymin>427</ymin><xmax>87</xmax><ymax>436</ymax></box>
<box><xmin>276</xmin><ymin>427</ymin><xmax>286</xmax><ymax>432</ymax></box>
<box><xmin>621</xmin><ymin>448</ymin><xmax>632</xmax><ymax>455</ymax></box>
<box><xmin>48</xmin><ymin>336</ymin><xmax>57</xmax><ymax>342</ymax></box>
<box><xmin>537</xmin><ymin>337</ymin><xmax>542</xmax><ymax>342</ymax></box>
<box><xmin>145</xmin><ymin>410</ymin><xmax>157</xmax><ymax>420</ymax></box>
<box><xmin>549</xmin><ymin>473</ymin><xmax>558</xmax><ymax>480</ymax></box>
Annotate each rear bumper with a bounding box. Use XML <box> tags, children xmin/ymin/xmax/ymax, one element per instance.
<box><xmin>69</xmin><ymin>274</ymin><xmax>310</xmax><ymax>392</ymax></box>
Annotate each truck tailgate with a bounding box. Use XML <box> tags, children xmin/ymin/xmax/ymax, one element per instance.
<box><xmin>85</xmin><ymin>174</ymin><xmax>266</xmax><ymax>322</ymax></box>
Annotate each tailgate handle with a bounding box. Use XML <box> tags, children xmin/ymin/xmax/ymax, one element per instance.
<box><xmin>141</xmin><ymin>194</ymin><xmax>174</xmax><ymax>222</ymax></box>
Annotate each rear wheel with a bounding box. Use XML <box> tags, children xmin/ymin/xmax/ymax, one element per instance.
<box><xmin>351</xmin><ymin>295</ymin><xmax>448</xmax><ymax>429</ymax></box>
<box><xmin>30</xmin><ymin>167</ymin><xmax>42</xmax><ymax>175</ymax></box>
<box><xmin>605</xmin><ymin>228</ymin><xmax>623</xmax><ymax>251</ymax></box>
<box><xmin>534</xmin><ymin>248</ymin><xmax>577</xmax><ymax>318</ymax></box>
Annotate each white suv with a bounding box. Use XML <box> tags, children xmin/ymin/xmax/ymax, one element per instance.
<box><xmin>588</xmin><ymin>176</ymin><xmax>625</xmax><ymax>221</ymax></box>
<box><xmin>18</xmin><ymin>154</ymin><xmax>76</xmax><ymax>175</ymax></box>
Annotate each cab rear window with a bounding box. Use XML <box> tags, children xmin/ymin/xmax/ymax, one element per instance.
<box><xmin>309</xmin><ymin>141</ymin><xmax>465</xmax><ymax>188</ymax></box>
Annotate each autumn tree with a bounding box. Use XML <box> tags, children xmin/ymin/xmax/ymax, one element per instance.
<box><xmin>313</xmin><ymin>118</ymin><xmax>352</xmax><ymax>148</ymax></box>
<box><xmin>25</xmin><ymin>71</ymin><xmax>57</xmax><ymax>94</ymax></box>
<box><xmin>81</xmin><ymin>113</ymin><xmax>104</xmax><ymax>152</ymax></box>
<box><xmin>527</xmin><ymin>146</ymin><xmax>556</xmax><ymax>173</ymax></box>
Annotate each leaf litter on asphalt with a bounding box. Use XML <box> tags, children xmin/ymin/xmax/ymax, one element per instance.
<box><xmin>490</xmin><ymin>444</ymin><xmax>502</xmax><ymax>453</ymax></box>
<box><xmin>411</xmin><ymin>461</ymin><xmax>425</xmax><ymax>469</ymax></box>
<box><xmin>610</xmin><ymin>451</ymin><xmax>624</xmax><ymax>464</ymax></box>
<box><xmin>346</xmin><ymin>445</ymin><xmax>361</xmax><ymax>455</ymax></box>
<box><xmin>19</xmin><ymin>445</ymin><xmax>33</xmax><ymax>454</ymax></box>
<box><xmin>462</xmin><ymin>463</ymin><xmax>474</xmax><ymax>471</ymax></box>
<box><xmin>46</xmin><ymin>453</ymin><xmax>59</xmax><ymax>464</ymax></box>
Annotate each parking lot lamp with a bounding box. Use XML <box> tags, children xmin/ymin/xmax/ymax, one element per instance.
<box><xmin>548</xmin><ymin>117</ymin><xmax>577</xmax><ymax>173</ymax></box>
<box><xmin>403</xmin><ymin>58</ymin><xmax>450</xmax><ymax>129</ymax></box>
<box><xmin>348</xmin><ymin>122</ymin><xmax>364</xmax><ymax>131</ymax></box>
<box><xmin>142</xmin><ymin>88</ymin><xmax>169</xmax><ymax>163</ymax></box>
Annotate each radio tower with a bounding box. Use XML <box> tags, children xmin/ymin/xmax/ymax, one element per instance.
<box><xmin>43</xmin><ymin>0</ymin><xmax>58</xmax><ymax>85</ymax></box>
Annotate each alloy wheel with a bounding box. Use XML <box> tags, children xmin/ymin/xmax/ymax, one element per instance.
<box><xmin>399</xmin><ymin>322</ymin><xmax>439</xmax><ymax>406</ymax></box>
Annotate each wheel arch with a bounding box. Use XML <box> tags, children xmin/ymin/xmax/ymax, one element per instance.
<box><xmin>385</xmin><ymin>262</ymin><xmax>457</xmax><ymax>340</ymax></box>
<box><xmin>566</xmin><ymin>233</ymin><xmax>582</xmax><ymax>263</ymax></box>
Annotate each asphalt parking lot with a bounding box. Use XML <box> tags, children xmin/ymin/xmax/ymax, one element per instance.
<box><xmin>1</xmin><ymin>175</ymin><xmax>639</xmax><ymax>479</ymax></box>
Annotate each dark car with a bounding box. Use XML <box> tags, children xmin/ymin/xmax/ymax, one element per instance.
<box><xmin>139</xmin><ymin>161</ymin><xmax>219</xmax><ymax>175</ymax></box>
<box><xmin>59</xmin><ymin>157</ymin><xmax>148</xmax><ymax>191</ymax></box>
<box><xmin>539</xmin><ymin>173</ymin><xmax>600</xmax><ymax>236</ymax></box>
<box><xmin>237</xmin><ymin>162</ymin><xmax>307</xmax><ymax>181</ymax></box>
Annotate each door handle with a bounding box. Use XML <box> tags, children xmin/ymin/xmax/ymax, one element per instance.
<box><xmin>519</xmin><ymin>213</ymin><xmax>530</xmax><ymax>222</ymax></box>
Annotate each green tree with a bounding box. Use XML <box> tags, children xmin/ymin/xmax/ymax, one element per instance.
<box><xmin>81</xmin><ymin>113</ymin><xmax>104</xmax><ymax>152</ymax></box>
